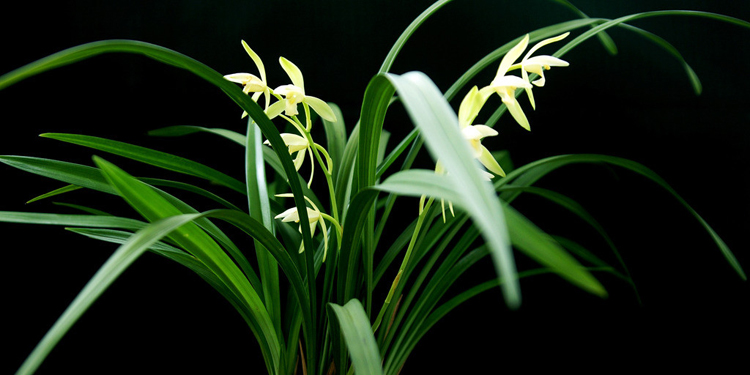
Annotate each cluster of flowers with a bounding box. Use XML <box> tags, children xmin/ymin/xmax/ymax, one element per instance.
<box><xmin>224</xmin><ymin>41</ymin><xmax>338</xmax><ymax>260</ymax></box>
<box><xmin>224</xmin><ymin>32</ymin><xmax>570</xmax><ymax>255</ymax></box>
<box><xmin>434</xmin><ymin>32</ymin><xmax>570</xmax><ymax>221</ymax></box>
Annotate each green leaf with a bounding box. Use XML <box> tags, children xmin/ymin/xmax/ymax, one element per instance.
<box><xmin>0</xmin><ymin>211</ymin><xmax>145</xmax><ymax>230</ymax></box>
<box><xmin>246</xmin><ymin>118</ymin><xmax>282</xmax><ymax>340</ymax></box>
<box><xmin>93</xmin><ymin>156</ymin><xmax>281</xmax><ymax>373</ymax></box>
<box><xmin>500</xmin><ymin>154</ymin><xmax>746</xmax><ymax>280</ymax></box>
<box><xmin>0</xmin><ymin>38</ymin><xmax>318</xmax><ymax>371</ymax></box>
<box><xmin>149</xmin><ymin>125</ymin><xmax>247</xmax><ymax>145</ymax></box>
<box><xmin>503</xmin><ymin>204</ymin><xmax>607</xmax><ymax>296</ymax></box>
<box><xmin>376</xmin><ymin>72</ymin><xmax>520</xmax><ymax>308</ymax></box>
<box><xmin>328</xmin><ymin>299</ymin><xmax>384</xmax><ymax>375</ymax></box>
<box><xmin>27</xmin><ymin>185</ymin><xmax>82</xmax><ymax>204</ymax></box>
<box><xmin>53</xmin><ymin>202</ymin><xmax>113</xmax><ymax>216</ymax></box>
<box><xmin>14</xmin><ymin>213</ymin><xmax>205</xmax><ymax>375</ymax></box>
<box><xmin>40</xmin><ymin>133</ymin><xmax>247</xmax><ymax>194</ymax></box>
<box><xmin>147</xmin><ymin>125</ymin><xmax>323</xmax><ymax>209</ymax></box>
<box><xmin>376</xmin><ymin>170</ymin><xmax>606</xmax><ymax>297</ymax></box>
<box><xmin>378</xmin><ymin>0</ymin><xmax>452</xmax><ymax>74</ymax></box>
<box><xmin>321</xmin><ymin>103</ymin><xmax>347</xmax><ymax>182</ymax></box>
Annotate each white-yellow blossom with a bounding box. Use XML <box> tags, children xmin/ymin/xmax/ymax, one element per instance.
<box><xmin>274</xmin><ymin>194</ymin><xmax>330</xmax><ymax>261</ymax></box>
<box><xmin>264</xmin><ymin>132</ymin><xmax>315</xmax><ymax>187</ymax></box>
<box><xmin>266</xmin><ymin>57</ymin><xmax>337</xmax><ymax>123</ymax></box>
<box><xmin>433</xmin><ymin>86</ymin><xmax>505</xmax><ymax>222</ymax></box>
<box><xmin>223</xmin><ymin>40</ymin><xmax>271</xmax><ymax>118</ymax></box>
<box><xmin>520</xmin><ymin>32</ymin><xmax>570</xmax><ymax>109</ymax></box>
<box><xmin>481</xmin><ymin>34</ymin><xmax>534</xmax><ymax>131</ymax></box>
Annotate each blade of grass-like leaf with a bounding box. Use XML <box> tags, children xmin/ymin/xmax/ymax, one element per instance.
<box><xmin>378</xmin><ymin>0</ymin><xmax>452</xmax><ymax>74</ymax></box>
<box><xmin>615</xmin><ymin>23</ymin><xmax>701</xmax><ymax>94</ymax></box>
<box><xmin>322</xmin><ymin>103</ymin><xmax>346</xmax><ymax>182</ymax></box>
<box><xmin>64</xmin><ymin>226</ymin><xmax>249</xmax><ymax>317</ymax></box>
<box><xmin>376</xmin><ymin>170</ymin><xmax>605</xmax><ymax>296</ymax></box>
<box><xmin>504</xmin><ymin>203</ymin><xmax>607</xmax><ymax>296</ymax></box>
<box><xmin>552</xmin><ymin>236</ymin><xmax>628</xmax><ymax>282</ymax></box>
<box><xmin>379</xmin><ymin>72</ymin><xmax>520</xmax><ymax>308</ymax></box>
<box><xmin>40</xmin><ymin>133</ymin><xmax>248</xmax><ymax>194</ymax></box>
<box><xmin>0</xmin><ymin>39</ymin><xmax>319</xmax><ymax>371</ymax></box>
<box><xmin>551</xmin><ymin>11</ymin><xmax>750</xmax><ymax>98</ymax></box>
<box><xmin>549</xmin><ymin>0</ymin><xmax>618</xmax><ymax>54</ymax></box>
<box><xmin>0</xmin><ymin>155</ymin><xmax>115</xmax><ymax>194</ymax></box>
<box><xmin>0</xmin><ymin>155</ymin><xmax>261</xmax><ymax>290</ymax></box>
<box><xmin>4</xmin><ymin>155</ymin><xmax>243</xmax><ymax>211</ymax></box>
<box><xmin>93</xmin><ymin>156</ymin><xmax>281</xmax><ymax>373</ymax></box>
<box><xmin>147</xmin><ymin>125</ymin><xmax>324</xmax><ymax>215</ymax></box>
<box><xmin>52</xmin><ymin>202</ymin><xmax>112</xmax><ymax>216</ymax></box>
<box><xmin>67</xmin><ymin>227</ymin><xmax>184</xmax><ymax>254</ymax></box>
<box><xmin>14</xmin><ymin>213</ymin><xmax>206</xmax><ymax>375</ymax></box>
<box><xmin>246</xmin><ymin>119</ymin><xmax>282</xmax><ymax>340</ymax></box>
<box><xmin>26</xmin><ymin>185</ymin><xmax>82</xmax><ymax>204</ymax></box>
<box><xmin>0</xmin><ymin>211</ymin><xmax>145</xmax><ymax>230</ymax></box>
<box><xmin>499</xmin><ymin>154</ymin><xmax>746</xmax><ymax>280</ymax></box>
<box><xmin>140</xmin><ymin>177</ymin><xmax>242</xmax><ymax>211</ymax></box>
<box><xmin>497</xmin><ymin>184</ymin><xmax>638</xmax><ymax>299</ymax></box>
<box><xmin>149</xmin><ymin>125</ymin><xmax>247</xmax><ymax>145</ymax></box>
<box><xmin>328</xmin><ymin>299</ymin><xmax>384</xmax><ymax>375</ymax></box>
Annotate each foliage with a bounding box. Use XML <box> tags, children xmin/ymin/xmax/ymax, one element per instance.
<box><xmin>1</xmin><ymin>1</ymin><xmax>747</xmax><ymax>374</ymax></box>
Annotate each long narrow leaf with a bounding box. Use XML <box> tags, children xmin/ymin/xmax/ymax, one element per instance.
<box><xmin>380</xmin><ymin>72</ymin><xmax>520</xmax><ymax>308</ymax></box>
<box><xmin>328</xmin><ymin>299</ymin><xmax>384</xmax><ymax>375</ymax></box>
<box><xmin>499</xmin><ymin>154</ymin><xmax>746</xmax><ymax>280</ymax></box>
<box><xmin>40</xmin><ymin>133</ymin><xmax>247</xmax><ymax>194</ymax></box>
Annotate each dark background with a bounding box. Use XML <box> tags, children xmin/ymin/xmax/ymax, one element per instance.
<box><xmin>2</xmin><ymin>0</ymin><xmax>749</xmax><ymax>373</ymax></box>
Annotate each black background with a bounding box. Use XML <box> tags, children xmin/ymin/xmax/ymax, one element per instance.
<box><xmin>2</xmin><ymin>0</ymin><xmax>749</xmax><ymax>373</ymax></box>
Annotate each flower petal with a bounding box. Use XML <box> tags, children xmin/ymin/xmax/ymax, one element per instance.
<box><xmin>304</xmin><ymin>95</ymin><xmax>337</xmax><ymax>122</ymax></box>
<box><xmin>524</xmin><ymin>55</ymin><xmax>569</xmax><ymax>68</ymax></box>
<box><xmin>502</xmin><ymin>96</ymin><xmax>530</xmax><ymax>131</ymax></box>
<box><xmin>477</xmin><ymin>146</ymin><xmax>506</xmax><ymax>177</ymax></box>
<box><xmin>457</xmin><ymin>86</ymin><xmax>487</xmax><ymax>129</ymax></box>
<box><xmin>524</xmin><ymin>32</ymin><xmax>570</xmax><ymax>59</ymax></box>
<box><xmin>279</xmin><ymin>57</ymin><xmax>305</xmax><ymax>91</ymax></box>
<box><xmin>276</xmin><ymin>207</ymin><xmax>299</xmax><ymax>221</ymax></box>
<box><xmin>471</xmin><ymin>125</ymin><xmax>498</xmax><ymax>138</ymax></box>
<box><xmin>241</xmin><ymin>40</ymin><xmax>267</xmax><ymax>84</ymax></box>
<box><xmin>224</xmin><ymin>73</ymin><xmax>254</xmax><ymax>84</ymax></box>
<box><xmin>497</xmin><ymin>34</ymin><xmax>529</xmax><ymax>76</ymax></box>
<box><xmin>280</xmin><ymin>133</ymin><xmax>308</xmax><ymax>147</ymax></box>
<box><xmin>265</xmin><ymin>100</ymin><xmax>286</xmax><ymax>119</ymax></box>
<box><xmin>490</xmin><ymin>75</ymin><xmax>533</xmax><ymax>89</ymax></box>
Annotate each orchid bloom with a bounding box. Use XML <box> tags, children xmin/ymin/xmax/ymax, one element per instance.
<box><xmin>458</xmin><ymin>86</ymin><xmax>506</xmax><ymax>178</ymax></box>
<box><xmin>519</xmin><ymin>32</ymin><xmax>570</xmax><ymax>109</ymax></box>
<box><xmin>433</xmin><ymin>86</ymin><xmax>505</xmax><ymax>222</ymax></box>
<box><xmin>267</xmin><ymin>57</ymin><xmax>337</xmax><ymax>123</ymax></box>
<box><xmin>264</xmin><ymin>132</ymin><xmax>315</xmax><ymax>187</ymax></box>
<box><xmin>223</xmin><ymin>40</ymin><xmax>271</xmax><ymax>118</ymax></box>
<box><xmin>481</xmin><ymin>34</ymin><xmax>534</xmax><ymax>131</ymax></box>
<box><xmin>274</xmin><ymin>194</ymin><xmax>330</xmax><ymax>261</ymax></box>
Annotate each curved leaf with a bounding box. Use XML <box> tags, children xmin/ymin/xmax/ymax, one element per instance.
<box><xmin>328</xmin><ymin>299</ymin><xmax>384</xmax><ymax>375</ymax></box>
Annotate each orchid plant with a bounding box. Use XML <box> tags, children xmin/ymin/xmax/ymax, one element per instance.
<box><xmin>1</xmin><ymin>1</ymin><xmax>748</xmax><ymax>374</ymax></box>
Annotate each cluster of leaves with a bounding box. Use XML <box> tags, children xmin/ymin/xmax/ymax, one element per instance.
<box><xmin>1</xmin><ymin>1</ymin><xmax>748</xmax><ymax>374</ymax></box>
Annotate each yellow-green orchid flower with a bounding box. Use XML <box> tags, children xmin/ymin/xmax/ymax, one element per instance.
<box><xmin>433</xmin><ymin>86</ymin><xmax>505</xmax><ymax>222</ymax></box>
<box><xmin>519</xmin><ymin>32</ymin><xmax>570</xmax><ymax>109</ymax></box>
<box><xmin>267</xmin><ymin>57</ymin><xmax>337</xmax><ymax>123</ymax></box>
<box><xmin>274</xmin><ymin>193</ymin><xmax>330</xmax><ymax>261</ymax></box>
<box><xmin>223</xmin><ymin>40</ymin><xmax>271</xmax><ymax>118</ymax></box>
<box><xmin>481</xmin><ymin>34</ymin><xmax>534</xmax><ymax>131</ymax></box>
<box><xmin>264</xmin><ymin>132</ymin><xmax>315</xmax><ymax>187</ymax></box>
<box><xmin>458</xmin><ymin>86</ymin><xmax>506</xmax><ymax>178</ymax></box>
